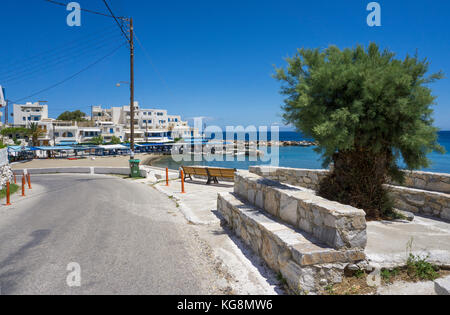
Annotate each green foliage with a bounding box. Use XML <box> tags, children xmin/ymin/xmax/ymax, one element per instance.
<box><xmin>406</xmin><ymin>254</ymin><xmax>439</xmax><ymax>281</ymax></box>
<box><xmin>275</xmin><ymin>43</ymin><xmax>444</xmax><ymax>174</ymax></box>
<box><xmin>353</xmin><ymin>269</ymin><xmax>365</xmax><ymax>279</ymax></box>
<box><xmin>91</xmin><ymin>135</ymin><xmax>104</xmax><ymax>145</ymax></box>
<box><xmin>381</xmin><ymin>268</ymin><xmax>400</xmax><ymax>283</ymax></box>
<box><xmin>1</xmin><ymin>127</ymin><xmax>29</xmax><ymax>137</ymax></box>
<box><xmin>0</xmin><ymin>184</ymin><xmax>19</xmax><ymax>199</ymax></box>
<box><xmin>57</xmin><ymin>110</ymin><xmax>87</xmax><ymax>122</ymax></box>
<box><xmin>274</xmin><ymin>43</ymin><xmax>445</xmax><ymax>217</ymax></box>
<box><xmin>109</xmin><ymin>136</ymin><xmax>122</xmax><ymax>145</ymax></box>
<box><xmin>28</xmin><ymin>122</ymin><xmax>45</xmax><ymax>146</ymax></box>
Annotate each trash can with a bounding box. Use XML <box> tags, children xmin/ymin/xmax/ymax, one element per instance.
<box><xmin>129</xmin><ymin>159</ymin><xmax>141</xmax><ymax>178</ymax></box>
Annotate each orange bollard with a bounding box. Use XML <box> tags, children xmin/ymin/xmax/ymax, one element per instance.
<box><xmin>181</xmin><ymin>170</ymin><xmax>185</xmax><ymax>194</ymax></box>
<box><xmin>14</xmin><ymin>174</ymin><xmax>17</xmax><ymax>184</ymax></box>
<box><xmin>22</xmin><ymin>176</ymin><xmax>26</xmax><ymax>197</ymax></box>
<box><xmin>166</xmin><ymin>168</ymin><xmax>169</xmax><ymax>186</ymax></box>
<box><xmin>6</xmin><ymin>182</ymin><xmax>11</xmax><ymax>206</ymax></box>
<box><xmin>27</xmin><ymin>173</ymin><xmax>32</xmax><ymax>189</ymax></box>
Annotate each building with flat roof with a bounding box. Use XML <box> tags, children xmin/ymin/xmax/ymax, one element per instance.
<box><xmin>13</xmin><ymin>102</ymin><xmax>48</xmax><ymax>126</ymax></box>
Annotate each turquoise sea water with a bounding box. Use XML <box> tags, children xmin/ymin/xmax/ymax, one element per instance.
<box><xmin>153</xmin><ymin>131</ymin><xmax>450</xmax><ymax>174</ymax></box>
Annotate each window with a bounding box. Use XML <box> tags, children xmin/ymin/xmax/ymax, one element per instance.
<box><xmin>23</xmin><ymin>117</ymin><xmax>26</xmax><ymax>121</ymax></box>
<box><xmin>110</xmin><ymin>129</ymin><xmax>114</xmax><ymax>134</ymax></box>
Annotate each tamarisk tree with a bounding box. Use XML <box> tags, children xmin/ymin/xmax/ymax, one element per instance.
<box><xmin>274</xmin><ymin>43</ymin><xmax>444</xmax><ymax>218</ymax></box>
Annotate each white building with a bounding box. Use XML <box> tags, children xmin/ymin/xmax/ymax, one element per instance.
<box><xmin>4</xmin><ymin>101</ymin><xmax>198</xmax><ymax>146</ymax></box>
<box><xmin>13</xmin><ymin>102</ymin><xmax>48</xmax><ymax>126</ymax></box>
<box><xmin>92</xmin><ymin>102</ymin><xmax>199</xmax><ymax>142</ymax></box>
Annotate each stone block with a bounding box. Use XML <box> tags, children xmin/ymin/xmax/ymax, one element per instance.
<box><xmin>279</xmin><ymin>195</ymin><xmax>298</xmax><ymax>226</ymax></box>
<box><xmin>435</xmin><ymin>276</ymin><xmax>450</xmax><ymax>295</ymax></box>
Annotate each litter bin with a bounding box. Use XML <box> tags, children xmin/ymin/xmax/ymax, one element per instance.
<box><xmin>129</xmin><ymin>159</ymin><xmax>141</xmax><ymax>178</ymax></box>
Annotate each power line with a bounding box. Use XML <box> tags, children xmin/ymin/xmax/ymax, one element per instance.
<box><xmin>0</xmin><ymin>26</ymin><xmax>119</xmax><ymax>77</ymax></box>
<box><xmin>1</xmin><ymin>33</ymin><xmax>125</xmax><ymax>83</ymax></box>
<box><xmin>12</xmin><ymin>43</ymin><xmax>126</xmax><ymax>103</ymax></box>
<box><xmin>101</xmin><ymin>0</ymin><xmax>130</xmax><ymax>43</ymax></box>
<box><xmin>43</xmin><ymin>0</ymin><xmax>124</xmax><ymax>19</ymax></box>
<box><xmin>134</xmin><ymin>31</ymin><xmax>172</xmax><ymax>95</ymax></box>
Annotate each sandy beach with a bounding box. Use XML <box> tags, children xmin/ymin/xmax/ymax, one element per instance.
<box><xmin>11</xmin><ymin>154</ymin><xmax>164</xmax><ymax>170</ymax></box>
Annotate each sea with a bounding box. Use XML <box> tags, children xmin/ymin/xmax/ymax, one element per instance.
<box><xmin>152</xmin><ymin>131</ymin><xmax>450</xmax><ymax>174</ymax></box>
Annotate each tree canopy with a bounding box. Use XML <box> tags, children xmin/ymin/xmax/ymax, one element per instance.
<box><xmin>57</xmin><ymin>110</ymin><xmax>87</xmax><ymax>122</ymax></box>
<box><xmin>274</xmin><ymin>43</ymin><xmax>445</xmax><ymax>218</ymax></box>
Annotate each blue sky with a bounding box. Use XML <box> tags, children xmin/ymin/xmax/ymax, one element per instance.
<box><xmin>1</xmin><ymin>0</ymin><xmax>449</xmax><ymax>130</ymax></box>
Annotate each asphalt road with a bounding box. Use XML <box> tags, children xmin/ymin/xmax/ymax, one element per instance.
<box><xmin>0</xmin><ymin>174</ymin><xmax>225</xmax><ymax>295</ymax></box>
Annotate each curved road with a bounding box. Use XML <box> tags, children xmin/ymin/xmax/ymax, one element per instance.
<box><xmin>0</xmin><ymin>174</ymin><xmax>225</xmax><ymax>295</ymax></box>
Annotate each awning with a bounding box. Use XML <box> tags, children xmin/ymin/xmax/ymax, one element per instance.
<box><xmin>35</xmin><ymin>146</ymin><xmax>74</xmax><ymax>151</ymax></box>
<box><xmin>98</xmin><ymin>144</ymin><xmax>129</xmax><ymax>150</ymax></box>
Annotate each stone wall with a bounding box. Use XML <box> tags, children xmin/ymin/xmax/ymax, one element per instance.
<box><xmin>395</xmin><ymin>171</ymin><xmax>450</xmax><ymax>194</ymax></box>
<box><xmin>0</xmin><ymin>164</ymin><xmax>13</xmax><ymax>188</ymax></box>
<box><xmin>0</xmin><ymin>148</ymin><xmax>13</xmax><ymax>188</ymax></box>
<box><xmin>249</xmin><ymin>166</ymin><xmax>450</xmax><ymax>194</ymax></box>
<box><xmin>249</xmin><ymin>166</ymin><xmax>328</xmax><ymax>191</ymax></box>
<box><xmin>234</xmin><ymin>171</ymin><xmax>367</xmax><ymax>250</ymax></box>
<box><xmin>388</xmin><ymin>185</ymin><xmax>450</xmax><ymax>221</ymax></box>
<box><xmin>249</xmin><ymin>166</ymin><xmax>450</xmax><ymax>221</ymax></box>
<box><xmin>218</xmin><ymin>192</ymin><xmax>365</xmax><ymax>294</ymax></box>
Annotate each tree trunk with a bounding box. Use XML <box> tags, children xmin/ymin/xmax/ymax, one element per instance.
<box><xmin>318</xmin><ymin>148</ymin><xmax>392</xmax><ymax>219</ymax></box>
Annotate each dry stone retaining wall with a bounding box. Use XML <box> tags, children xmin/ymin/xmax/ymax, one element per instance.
<box><xmin>249</xmin><ymin>166</ymin><xmax>450</xmax><ymax>221</ymax></box>
<box><xmin>218</xmin><ymin>193</ymin><xmax>365</xmax><ymax>294</ymax></box>
<box><xmin>234</xmin><ymin>171</ymin><xmax>367</xmax><ymax>250</ymax></box>
<box><xmin>388</xmin><ymin>185</ymin><xmax>450</xmax><ymax>221</ymax></box>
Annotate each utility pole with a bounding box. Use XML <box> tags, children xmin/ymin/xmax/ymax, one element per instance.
<box><xmin>129</xmin><ymin>18</ymin><xmax>135</xmax><ymax>154</ymax></box>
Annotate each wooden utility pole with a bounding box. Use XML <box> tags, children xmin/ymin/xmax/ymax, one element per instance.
<box><xmin>129</xmin><ymin>18</ymin><xmax>135</xmax><ymax>154</ymax></box>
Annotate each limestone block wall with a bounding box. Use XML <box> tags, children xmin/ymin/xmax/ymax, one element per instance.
<box><xmin>249</xmin><ymin>166</ymin><xmax>450</xmax><ymax>194</ymax></box>
<box><xmin>249</xmin><ymin>166</ymin><xmax>450</xmax><ymax>221</ymax></box>
<box><xmin>395</xmin><ymin>171</ymin><xmax>450</xmax><ymax>194</ymax></box>
<box><xmin>218</xmin><ymin>192</ymin><xmax>365</xmax><ymax>294</ymax></box>
<box><xmin>234</xmin><ymin>171</ymin><xmax>367</xmax><ymax>250</ymax></box>
<box><xmin>388</xmin><ymin>185</ymin><xmax>450</xmax><ymax>221</ymax></box>
<box><xmin>249</xmin><ymin>166</ymin><xmax>328</xmax><ymax>191</ymax></box>
<box><xmin>0</xmin><ymin>164</ymin><xmax>13</xmax><ymax>187</ymax></box>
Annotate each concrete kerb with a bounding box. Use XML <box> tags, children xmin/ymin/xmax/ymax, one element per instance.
<box><xmin>11</xmin><ymin>167</ymin><xmax>146</xmax><ymax>177</ymax></box>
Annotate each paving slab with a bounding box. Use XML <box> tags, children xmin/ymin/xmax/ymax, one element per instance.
<box><xmin>366</xmin><ymin>216</ymin><xmax>450</xmax><ymax>268</ymax></box>
<box><xmin>155</xmin><ymin>178</ymin><xmax>234</xmax><ymax>225</ymax></box>
<box><xmin>434</xmin><ymin>276</ymin><xmax>450</xmax><ymax>295</ymax></box>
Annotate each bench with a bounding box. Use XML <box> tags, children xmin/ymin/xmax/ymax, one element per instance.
<box><xmin>182</xmin><ymin>166</ymin><xmax>236</xmax><ymax>185</ymax></box>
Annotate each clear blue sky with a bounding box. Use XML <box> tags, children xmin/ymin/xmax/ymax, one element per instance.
<box><xmin>1</xmin><ymin>0</ymin><xmax>449</xmax><ymax>130</ymax></box>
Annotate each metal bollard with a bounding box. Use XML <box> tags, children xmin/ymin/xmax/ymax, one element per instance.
<box><xmin>181</xmin><ymin>170</ymin><xmax>185</xmax><ymax>194</ymax></box>
<box><xmin>22</xmin><ymin>176</ymin><xmax>26</xmax><ymax>197</ymax></box>
<box><xmin>27</xmin><ymin>173</ymin><xmax>32</xmax><ymax>189</ymax></box>
<box><xmin>6</xmin><ymin>182</ymin><xmax>11</xmax><ymax>206</ymax></box>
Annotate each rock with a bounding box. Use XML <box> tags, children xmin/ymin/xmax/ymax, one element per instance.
<box><xmin>435</xmin><ymin>276</ymin><xmax>450</xmax><ymax>295</ymax></box>
<box><xmin>393</xmin><ymin>209</ymin><xmax>415</xmax><ymax>221</ymax></box>
<box><xmin>346</xmin><ymin>264</ymin><xmax>360</xmax><ymax>271</ymax></box>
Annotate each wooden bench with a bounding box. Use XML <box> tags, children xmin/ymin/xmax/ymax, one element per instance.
<box><xmin>182</xmin><ymin>166</ymin><xmax>236</xmax><ymax>185</ymax></box>
<box><xmin>206</xmin><ymin>167</ymin><xmax>236</xmax><ymax>184</ymax></box>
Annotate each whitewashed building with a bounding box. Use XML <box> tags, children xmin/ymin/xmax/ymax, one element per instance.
<box><xmin>13</xmin><ymin>102</ymin><xmax>49</xmax><ymax>126</ymax></box>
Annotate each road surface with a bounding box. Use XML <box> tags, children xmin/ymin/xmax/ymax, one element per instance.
<box><xmin>0</xmin><ymin>174</ymin><xmax>227</xmax><ymax>295</ymax></box>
